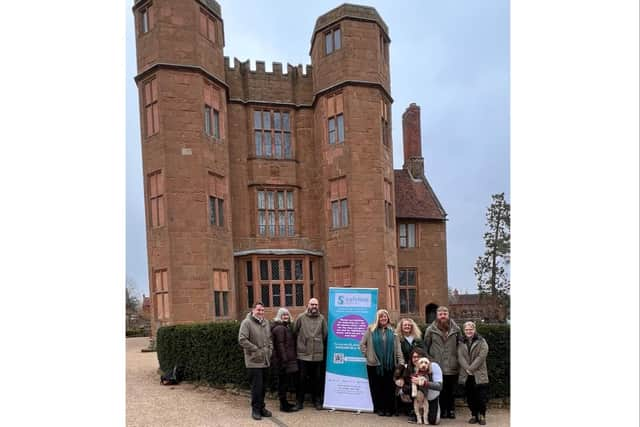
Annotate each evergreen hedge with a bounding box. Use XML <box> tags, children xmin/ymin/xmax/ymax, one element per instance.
<box><xmin>156</xmin><ymin>321</ymin><xmax>509</xmax><ymax>398</ymax></box>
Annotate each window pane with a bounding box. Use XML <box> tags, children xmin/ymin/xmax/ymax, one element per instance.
<box><xmin>209</xmin><ymin>197</ymin><xmax>216</xmax><ymax>225</ymax></box>
<box><xmin>142</xmin><ymin>10</ymin><xmax>149</xmax><ymax>33</ymax></box>
<box><xmin>260</xmin><ymin>260</ymin><xmax>268</xmax><ymax>280</ymax></box>
<box><xmin>399</xmin><ymin>289</ymin><xmax>407</xmax><ymax>314</ymax></box>
<box><xmin>261</xmin><ymin>285</ymin><xmax>270</xmax><ymax>307</ymax></box>
<box><xmin>399</xmin><ymin>224</ymin><xmax>406</xmax><ymax>238</ymax></box>
<box><xmin>204</xmin><ymin>106</ymin><xmax>211</xmax><ymax>135</ymax></box>
<box><xmin>399</xmin><ymin>269</ymin><xmax>407</xmax><ymax>286</ymax></box>
<box><xmin>258</xmin><ymin>211</ymin><xmax>266</xmax><ymax>235</ymax></box>
<box><xmin>310</xmin><ymin>261</ymin><xmax>314</xmax><ymax>281</ymax></box>
<box><xmin>272</xmin><ymin>284</ymin><xmax>280</xmax><ymax>307</ymax></box>
<box><xmin>218</xmin><ymin>198</ymin><xmax>224</xmax><ymax>226</ymax></box>
<box><xmin>295</xmin><ymin>283</ymin><xmax>304</xmax><ymax>306</ymax></box>
<box><xmin>310</xmin><ymin>283</ymin><xmax>315</xmax><ymax>298</ymax></box>
<box><xmin>268</xmin><ymin>211</ymin><xmax>275</xmax><ymax>236</ymax></box>
<box><xmin>408</xmin><ymin>270</ymin><xmax>416</xmax><ymax>286</ymax></box>
<box><xmin>213</xmin><ymin>110</ymin><xmax>220</xmax><ymax>138</ymax></box>
<box><xmin>222</xmin><ymin>292</ymin><xmax>229</xmax><ymax>316</ymax></box>
<box><xmin>274</xmin><ymin>133</ymin><xmax>282</xmax><ymax>158</ymax></box>
<box><xmin>284</xmin><ymin>133</ymin><xmax>292</xmax><ymax>159</ymax></box>
<box><xmin>285</xmin><ymin>284</ymin><xmax>293</xmax><ymax>307</ymax></box>
<box><xmin>264</xmin><ymin>133</ymin><xmax>271</xmax><ymax>157</ymax></box>
<box><xmin>337</xmin><ymin>114</ymin><xmax>344</xmax><ymax>142</ymax></box>
<box><xmin>341</xmin><ymin>199</ymin><xmax>348</xmax><ymax>226</ymax></box>
<box><xmin>247</xmin><ymin>285</ymin><xmax>254</xmax><ymax>308</ymax></box>
<box><xmin>263</xmin><ymin>111</ymin><xmax>270</xmax><ymax>129</ymax></box>
<box><xmin>274</xmin><ymin>112</ymin><xmax>281</xmax><ymax>130</ymax></box>
<box><xmin>334</xmin><ymin>28</ymin><xmax>341</xmax><ymax>49</ymax></box>
<box><xmin>258</xmin><ymin>191</ymin><xmax>265</xmax><ymax>209</ymax></box>
<box><xmin>214</xmin><ymin>291</ymin><xmax>221</xmax><ymax>316</ymax></box>
<box><xmin>332</xmin><ymin>201</ymin><xmax>339</xmax><ymax>228</ymax></box>
<box><xmin>255</xmin><ymin>132</ymin><xmax>262</xmax><ymax>156</ymax></box>
<box><xmin>408</xmin><ymin>288</ymin><xmax>416</xmax><ymax>313</ymax></box>
<box><xmin>284</xmin><ymin>260</ymin><xmax>292</xmax><ymax>280</ymax></box>
<box><xmin>328</xmin><ymin>118</ymin><xmax>336</xmax><ymax>144</ymax></box>
<box><xmin>408</xmin><ymin>224</ymin><xmax>416</xmax><ymax>247</ymax></box>
<box><xmin>279</xmin><ymin>212</ymin><xmax>286</xmax><ymax>236</ymax></box>
<box><xmin>288</xmin><ymin>211</ymin><xmax>295</xmax><ymax>236</ymax></box>
<box><xmin>254</xmin><ymin>111</ymin><xmax>261</xmax><ymax>129</ymax></box>
<box><xmin>267</xmin><ymin>191</ymin><xmax>274</xmax><ymax>209</ymax></box>
<box><xmin>295</xmin><ymin>260</ymin><xmax>303</xmax><ymax>280</ymax></box>
<box><xmin>271</xmin><ymin>260</ymin><xmax>280</xmax><ymax>280</ymax></box>
<box><xmin>283</xmin><ymin>113</ymin><xmax>290</xmax><ymax>131</ymax></box>
<box><xmin>325</xmin><ymin>32</ymin><xmax>333</xmax><ymax>54</ymax></box>
<box><xmin>277</xmin><ymin>191</ymin><xmax>285</xmax><ymax>209</ymax></box>
<box><xmin>246</xmin><ymin>261</ymin><xmax>253</xmax><ymax>282</ymax></box>
<box><xmin>286</xmin><ymin>191</ymin><xmax>293</xmax><ymax>209</ymax></box>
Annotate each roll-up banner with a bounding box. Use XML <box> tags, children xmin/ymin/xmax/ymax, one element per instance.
<box><xmin>322</xmin><ymin>287</ymin><xmax>378</xmax><ymax>412</ymax></box>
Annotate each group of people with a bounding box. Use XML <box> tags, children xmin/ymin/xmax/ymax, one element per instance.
<box><xmin>238</xmin><ymin>300</ymin><xmax>490</xmax><ymax>425</ymax></box>
<box><xmin>238</xmin><ymin>298</ymin><xmax>327</xmax><ymax>421</ymax></box>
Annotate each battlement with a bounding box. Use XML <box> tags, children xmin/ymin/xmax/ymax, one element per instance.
<box><xmin>224</xmin><ymin>57</ymin><xmax>312</xmax><ymax>78</ymax></box>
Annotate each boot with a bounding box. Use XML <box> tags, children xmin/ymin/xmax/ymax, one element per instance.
<box><xmin>478</xmin><ymin>414</ymin><xmax>486</xmax><ymax>425</ymax></box>
<box><xmin>293</xmin><ymin>400</ymin><xmax>304</xmax><ymax>411</ymax></box>
<box><xmin>469</xmin><ymin>415</ymin><xmax>478</xmax><ymax>424</ymax></box>
<box><xmin>280</xmin><ymin>399</ymin><xmax>296</xmax><ymax>412</ymax></box>
<box><xmin>260</xmin><ymin>407</ymin><xmax>272</xmax><ymax>417</ymax></box>
<box><xmin>251</xmin><ymin>409</ymin><xmax>262</xmax><ymax>420</ymax></box>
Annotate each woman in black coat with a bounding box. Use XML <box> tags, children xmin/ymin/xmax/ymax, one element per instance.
<box><xmin>271</xmin><ymin>308</ymin><xmax>299</xmax><ymax>412</ymax></box>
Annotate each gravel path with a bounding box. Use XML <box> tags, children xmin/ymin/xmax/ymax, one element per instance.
<box><xmin>127</xmin><ymin>337</ymin><xmax>509</xmax><ymax>426</ymax></box>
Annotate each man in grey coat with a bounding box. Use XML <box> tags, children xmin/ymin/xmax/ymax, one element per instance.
<box><xmin>238</xmin><ymin>302</ymin><xmax>273</xmax><ymax>421</ymax></box>
<box><xmin>424</xmin><ymin>306</ymin><xmax>461</xmax><ymax>419</ymax></box>
<box><xmin>292</xmin><ymin>297</ymin><xmax>327</xmax><ymax>410</ymax></box>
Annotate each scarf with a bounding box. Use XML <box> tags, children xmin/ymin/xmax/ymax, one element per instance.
<box><xmin>372</xmin><ymin>326</ymin><xmax>395</xmax><ymax>376</ymax></box>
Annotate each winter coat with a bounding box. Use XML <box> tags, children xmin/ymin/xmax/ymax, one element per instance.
<box><xmin>399</xmin><ymin>335</ymin><xmax>427</xmax><ymax>363</ymax></box>
<box><xmin>424</xmin><ymin>319</ymin><xmax>462</xmax><ymax>375</ymax></box>
<box><xmin>271</xmin><ymin>320</ymin><xmax>298</xmax><ymax>373</ymax></box>
<box><xmin>359</xmin><ymin>327</ymin><xmax>405</xmax><ymax>367</ymax></box>
<box><xmin>238</xmin><ymin>313</ymin><xmax>273</xmax><ymax>368</ymax></box>
<box><xmin>293</xmin><ymin>311</ymin><xmax>328</xmax><ymax>362</ymax></box>
<box><xmin>458</xmin><ymin>334</ymin><xmax>489</xmax><ymax>385</ymax></box>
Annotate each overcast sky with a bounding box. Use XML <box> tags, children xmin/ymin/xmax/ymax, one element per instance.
<box><xmin>126</xmin><ymin>0</ymin><xmax>510</xmax><ymax>298</ymax></box>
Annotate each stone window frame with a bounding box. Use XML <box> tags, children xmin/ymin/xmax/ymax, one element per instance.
<box><xmin>203</xmin><ymin>82</ymin><xmax>223</xmax><ymax>142</ymax></box>
<box><xmin>199</xmin><ymin>7</ymin><xmax>219</xmax><ymax>45</ymax></box>
<box><xmin>258</xmin><ymin>258</ymin><xmax>306</xmax><ymax>308</ymax></box>
<box><xmin>327</xmin><ymin>92</ymin><xmax>345</xmax><ymax>145</ymax></box>
<box><xmin>329</xmin><ymin>176</ymin><xmax>349</xmax><ymax>229</ymax></box>
<box><xmin>153</xmin><ymin>268</ymin><xmax>169</xmax><ymax>321</ymax></box>
<box><xmin>387</xmin><ymin>265</ymin><xmax>398</xmax><ymax>310</ymax></box>
<box><xmin>256</xmin><ymin>188</ymin><xmax>296</xmax><ymax>237</ymax></box>
<box><xmin>138</xmin><ymin>2</ymin><xmax>154</xmax><ymax>36</ymax></box>
<box><xmin>253</xmin><ymin>109</ymin><xmax>293</xmax><ymax>159</ymax></box>
<box><xmin>399</xmin><ymin>223</ymin><xmax>418</xmax><ymax>248</ymax></box>
<box><xmin>381</xmin><ymin>98</ymin><xmax>391</xmax><ymax>148</ymax></box>
<box><xmin>399</xmin><ymin>267</ymin><xmax>418</xmax><ymax>314</ymax></box>
<box><xmin>148</xmin><ymin>170</ymin><xmax>166</xmax><ymax>228</ymax></box>
<box><xmin>212</xmin><ymin>269</ymin><xmax>230</xmax><ymax>318</ymax></box>
<box><xmin>325</xmin><ymin>25</ymin><xmax>342</xmax><ymax>55</ymax></box>
<box><xmin>204</xmin><ymin>106</ymin><xmax>220</xmax><ymax>139</ymax></box>
<box><xmin>142</xmin><ymin>77</ymin><xmax>159</xmax><ymax>138</ymax></box>
<box><xmin>208</xmin><ymin>172</ymin><xmax>225</xmax><ymax>228</ymax></box>
<box><xmin>384</xmin><ymin>179</ymin><xmax>394</xmax><ymax>229</ymax></box>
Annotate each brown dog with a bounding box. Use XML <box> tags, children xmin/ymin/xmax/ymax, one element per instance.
<box><xmin>393</xmin><ymin>363</ymin><xmax>413</xmax><ymax>404</ymax></box>
<box><xmin>412</xmin><ymin>357</ymin><xmax>431</xmax><ymax>424</ymax></box>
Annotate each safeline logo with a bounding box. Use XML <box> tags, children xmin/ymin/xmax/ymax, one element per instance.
<box><xmin>335</xmin><ymin>293</ymin><xmax>371</xmax><ymax>307</ymax></box>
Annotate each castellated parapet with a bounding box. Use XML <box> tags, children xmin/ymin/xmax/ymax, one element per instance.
<box><xmin>224</xmin><ymin>57</ymin><xmax>313</xmax><ymax>106</ymax></box>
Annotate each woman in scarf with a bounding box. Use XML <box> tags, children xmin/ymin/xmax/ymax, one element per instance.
<box><xmin>360</xmin><ymin>309</ymin><xmax>405</xmax><ymax>416</ymax></box>
<box><xmin>270</xmin><ymin>307</ymin><xmax>299</xmax><ymax>412</ymax></box>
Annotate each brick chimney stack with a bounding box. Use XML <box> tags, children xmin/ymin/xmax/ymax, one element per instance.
<box><xmin>402</xmin><ymin>103</ymin><xmax>424</xmax><ymax>178</ymax></box>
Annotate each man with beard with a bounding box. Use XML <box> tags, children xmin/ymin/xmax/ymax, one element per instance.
<box><xmin>238</xmin><ymin>302</ymin><xmax>273</xmax><ymax>420</ymax></box>
<box><xmin>424</xmin><ymin>306</ymin><xmax>461</xmax><ymax>419</ymax></box>
<box><xmin>292</xmin><ymin>298</ymin><xmax>328</xmax><ymax>410</ymax></box>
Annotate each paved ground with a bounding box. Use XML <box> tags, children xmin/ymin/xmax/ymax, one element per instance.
<box><xmin>127</xmin><ymin>337</ymin><xmax>509</xmax><ymax>426</ymax></box>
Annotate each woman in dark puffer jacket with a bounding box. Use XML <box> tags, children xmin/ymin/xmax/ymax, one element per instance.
<box><xmin>271</xmin><ymin>308</ymin><xmax>299</xmax><ymax>412</ymax></box>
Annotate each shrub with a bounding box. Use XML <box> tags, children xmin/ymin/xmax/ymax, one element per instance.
<box><xmin>156</xmin><ymin>321</ymin><xmax>510</xmax><ymax>399</ymax></box>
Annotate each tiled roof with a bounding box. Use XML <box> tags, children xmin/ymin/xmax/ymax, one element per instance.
<box><xmin>394</xmin><ymin>169</ymin><xmax>446</xmax><ymax>220</ymax></box>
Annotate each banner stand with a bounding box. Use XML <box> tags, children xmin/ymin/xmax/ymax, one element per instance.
<box><xmin>322</xmin><ymin>287</ymin><xmax>379</xmax><ymax>413</ymax></box>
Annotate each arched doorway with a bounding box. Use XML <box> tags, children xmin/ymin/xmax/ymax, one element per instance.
<box><xmin>425</xmin><ymin>303</ymin><xmax>438</xmax><ymax>324</ymax></box>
